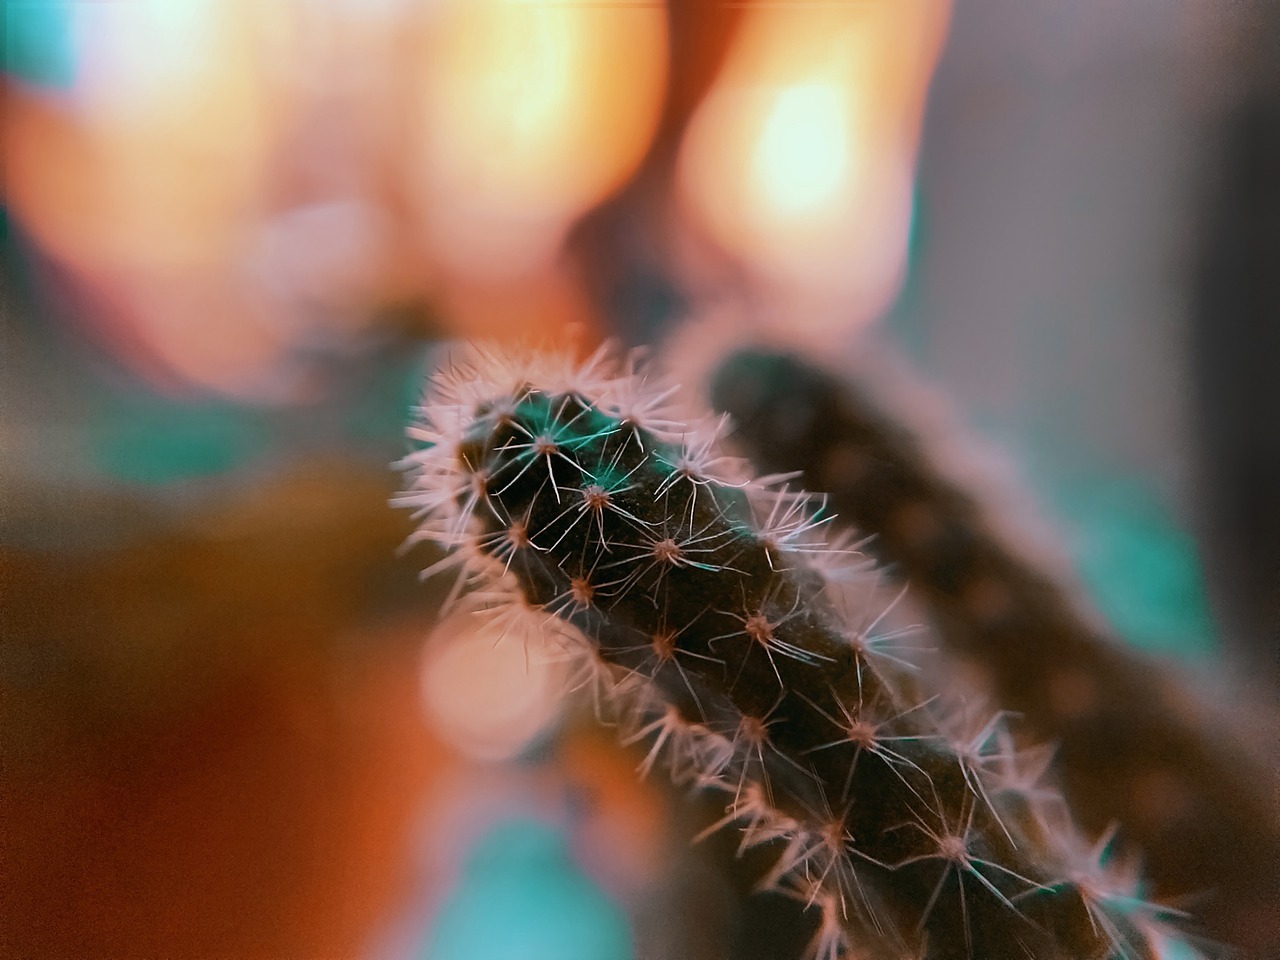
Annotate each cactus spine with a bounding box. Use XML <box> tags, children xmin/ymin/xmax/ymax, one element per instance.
<box><xmin>399</xmin><ymin>344</ymin><xmax>1177</xmax><ymax>960</ymax></box>
<box><xmin>708</xmin><ymin>346</ymin><xmax>1279</xmax><ymax>955</ymax></box>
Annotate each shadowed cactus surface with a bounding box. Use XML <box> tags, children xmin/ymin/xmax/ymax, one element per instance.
<box><xmin>398</xmin><ymin>344</ymin><xmax>1186</xmax><ymax>960</ymax></box>
<box><xmin>707</xmin><ymin>346</ymin><xmax>1280</xmax><ymax>956</ymax></box>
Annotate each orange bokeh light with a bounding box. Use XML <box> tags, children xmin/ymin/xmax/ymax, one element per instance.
<box><xmin>420</xmin><ymin>613</ymin><xmax>568</xmax><ymax>764</ymax></box>
<box><xmin>4</xmin><ymin>0</ymin><xmax>284</xmax><ymax>274</ymax></box>
<box><xmin>677</xmin><ymin>1</ymin><xmax>951</xmax><ymax>322</ymax></box>
<box><xmin>411</xmin><ymin>0</ymin><xmax>668</xmax><ymax>281</ymax></box>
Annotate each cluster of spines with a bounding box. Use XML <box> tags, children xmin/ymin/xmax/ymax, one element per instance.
<box><xmin>707</xmin><ymin>346</ymin><xmax>1279</xmax><ymax>955</ymax></box>
<box><xmin>397</xmin><ymin>344</ymin><xmax>1180</xmax><ymax>960</ymax></box>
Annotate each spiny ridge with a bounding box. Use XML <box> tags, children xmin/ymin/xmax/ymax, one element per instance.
<box><xmin>398</xmin><ymin>344</ymin><xmax>1187</xmax><ymax>960</ymax></box>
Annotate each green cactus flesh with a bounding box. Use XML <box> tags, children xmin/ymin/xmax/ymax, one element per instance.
<box><xmin>399</xmin><ymin>348</ymin><xmax>1174</xmax><ymax>960</ymax></box>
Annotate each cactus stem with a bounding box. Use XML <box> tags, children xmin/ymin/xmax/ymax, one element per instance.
<box><xmin>398</xmin><ymin>344</ymin><xmax>1185</xmax><ymax>960</ymax></box>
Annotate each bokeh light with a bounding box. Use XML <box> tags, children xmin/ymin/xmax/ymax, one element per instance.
<box><xmin>411</xmin><ymin>0</ymin><xmax>668</xmax><ymax>281</ymax></box>
<box><xmin>677</xmin><ymin>1</ymin><xmax>950</xmax><ymax>326</ymax></box>
<box><xmin>5</xmin><ymin>0</ymin><xmax>282</xmax><ymax>273</ymax></box>
<box><xmin>751</xmin><ymin>83</ymin><xmax>853</xmax><ymax>220</ymax></box>
<box><xmin>422</xmin><ymin>818</ymin><xmax>633</xmax><ymax>960</ymax></box>
<box><xmin>420</xmin><ymin>613</ymin><xmax>567</xmax><ymax>763</ymax></box>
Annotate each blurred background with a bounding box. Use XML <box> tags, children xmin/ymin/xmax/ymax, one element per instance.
<box><xmin>3</xmin><ymin>2</ymin><xmax>1277</xmax><ymax>959</ymax></box>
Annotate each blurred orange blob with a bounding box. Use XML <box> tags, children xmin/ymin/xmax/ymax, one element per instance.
<box><xmin>4</xmin><ymin>0</ymin><xmax>285</xmax><ymax>274</ymax></box>
<box><xmin>90</xmin><ymin>264</ymin><xmax>300</xmax><ymax>400</ymax></box>
<box><xmin>411</xmin><ymin>0</ymin><xmax>668</xmax><ymax>282</ymax></box>
<box><xmin>677</xmin><ymin>1</ymin><xmax>950</xmax><ymax>324</ymax></box>
<box><xmin>437</xmin><ymin>263</ymin><xmax>599</xmax><ymax>345</ymax></box>
<box><xmin>420</xmin><ymin>613</ymin><xmax>568</xmax><ymax>764</ymax></box>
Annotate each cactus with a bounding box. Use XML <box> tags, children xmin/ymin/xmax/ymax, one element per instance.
<box><xmin>707</xmin><ymin>345</ymin><xmax>1279</xmax><ymax>956</ymax></box>
<box><xmin>398</xmin><ymin>344</ymin><xmax>1184</xmax><ymax>960</ymax></box>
